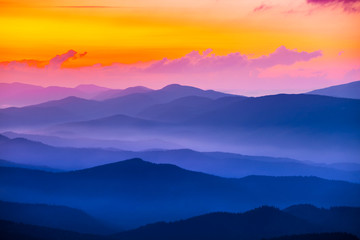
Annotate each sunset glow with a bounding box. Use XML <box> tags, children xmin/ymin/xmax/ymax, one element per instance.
<box><xmin>1</xmin><ymin>0</ymin><xmax>359</xmax><ymax>94</ymax></box>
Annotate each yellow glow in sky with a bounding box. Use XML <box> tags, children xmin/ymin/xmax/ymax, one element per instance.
<box><xmin>0</xmin><ymin>0</ymin><xmax>359</xmax><ymax>66</ymax></box>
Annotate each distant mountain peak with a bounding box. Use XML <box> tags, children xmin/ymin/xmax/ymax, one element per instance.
<box><xmin>75</xmin><ymin>84</ymin><xmax>110</xmax><ymax>93</ymax></box>
<box><xmin>75</xmin><ymin>158</ymin><xmax>155</xmax><ymax>171</ymax></box>
<box><xmin>157</xmin><ymin>84</ymin><xmax>230</xmax><ymax>100</ymax></box>
<box><xmin>117</xmin><ymin>157</ymin><xmax>147</xmax><ymax>164</ymax></box>
<box><xmin>199</xmin><ymin>206</ymin><xmax>282</xmax><ymax>218</ymax></box>
<box><xmin>125</xmin><ymin>86</ymin><xmax>152</xmax><ymax>91</ymax></box>
<box><xmin>283</xmin><ymin>204</ymin><xmax>321</xmax><ymax>214</ymax></box>
<box><xmin>68</xmin><ymin>158</ymin><xmax>198</xmax><ymax>180</ymax></box>
<box><xmin>160</xmin><ymin>84</ymin><xmax>224</xmax><ymax>93</ymax></box>
<box><xmin>60</xmin><ymin>96</ymin><xmax>85</xmax><ymax>101</ymax></box>
<box><xmin>36</xmin><ymin>96</ymin><xmax>96</xmax><ymax>107</ymax></box>
<box><xmin>161</xmin><ymin>84</ymin><xmax>196</xmax><ymax>91</ymax></box>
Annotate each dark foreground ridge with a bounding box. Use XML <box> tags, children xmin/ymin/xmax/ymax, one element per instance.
<box><xmin>0</xmin><ymin>205</ymin><xmax>359</xmax><ymax>240</ymax></box>
<box><xmin>0</xmin><ymin>200</ymin><xmax>114</xmax><ymax>234</ymax></box>
<box><xmin>266</xmin><ymin>233</ymin><xmax>359</xmax><ymax>240</ymax></box>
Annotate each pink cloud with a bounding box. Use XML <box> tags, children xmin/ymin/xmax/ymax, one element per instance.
<box><xmin>47</xmin><ymin>49</ymin><xmax>78</xmax><ymax>69</ymax></box>
<box><xmin>251</xmin><ymin>46</ymin><xmax>322</xmax><ymax>68</ymax></box>
<box><xmin>253</xmin><ymin>4</ymin><xmax>273</xmax><ymax>12</ymax></box>
<box><xmin>0</xmin><ymin>50</ymin><xmax>87</xmax><ymax>70</ymax></box>
<box><xmin>1</xmin><ymin>46</ymin><xmax>351</xmax><ymax>96</ymax></box>
<box><xmin>308</xmin><ymin>0</ymin><xmax>359</xmax><ymax>4</ymax></box>
<box><xmin>144</xmin><ymin>50</ymin><xmax>249</xmax><ymax>73</ymax></box>
<box><xmin>0</xmin><ymin>59</ymin><xmax>46</xmax><ymax>69</ymax></box>
<box><xmin>307</xmin><ymin>0</ymin><xmax>360</xmax><ymax>12</ymax></box>
<box><xmin>143</xmin><ymin>46</ymin><xmax>321</xmax><ymax>74</ymax></box>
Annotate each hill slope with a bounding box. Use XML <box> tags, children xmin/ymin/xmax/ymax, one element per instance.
<box><xmin>0</xmin><ymin>82</ymin><xmax>110</xmax><ymax>108</ymax></box>
<box><xmin>308</xmin><ymin>81</ymin><xmax>360</xmax><ymax>99</ymax></box>
<box><xmin>113</xmin><ymin>206</ymin><xmax>317</xmax><ymax>240</ymax></box>
<box><xmin>0</xmin><ymin>201</ymin><xmax>113</xmax><ymax>234</ymax></box>
<box><xmin>0</xmin><ymin>159</ymin><xmax>359</xmax><ymax>229</ymax></box>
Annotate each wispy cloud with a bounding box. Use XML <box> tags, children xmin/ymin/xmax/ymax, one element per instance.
<box><xmin>47</xmin><ymin>50</ymin><xmax>77</xmax><ymax>69</ymax></box>
<box><xmin>253</xmin><ymin>4</ymin><xmax>273</xmax><ymax>12</ymax></box>
<box><xmin>251</xmin><ymin>46</ymin><xmax>322</xmax><ymax>68</ymax></box>
<box><xmin>142</xmin><ymin>46</ymin><xmax>321</xmax><ymax>74</ymax></box>
<box><xmin>1</xmin><ymin>50</ymin><xmax>87</xmax><ymax>70</ymax></box>
<box><xmin>306</xmin><ymin>0</ymin><xmax>360</xmax><ymax>12</ymax></box>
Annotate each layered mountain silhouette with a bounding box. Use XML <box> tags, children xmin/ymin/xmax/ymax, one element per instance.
<box><xmin>2</xmin><ymin>81</ymin><xmax>360</xmax><ymax>240</ymax></box>
<box><xmin>0</xmin><ymin>159</ymin><xmax>58</xmax><ymax>172</ymax></box>
<box><xmin>113</xmin><ymin>206</ymin><xmax>317</xmax><ymax>240</ymax></box>
<box><xmin>184</xmin><ymin>94</ymin><xmax>359</xmax><ymax>130</ymax></box>
<box><xmin>0</xmin><ymin>158</ymin><xmax>359</xmax><ymax>229</ymax></box>
<box><xmin>3</xmin><ymin>84</ymin><xmax>359</xmax><ymax>130</ymax></box>
<box><xmin>43</xmin><ymin>94</ymin><xmax>360</xmax><ymax>162</ymax></box>
<box><xmin>0</xmin><ymin>200</ymin><xmax>113</xmax><ymax>234</ymax></box>
<box><xmin>0</xmin><ymin>82</ymin><xmax>110</xmax><ymax>107</ymax></box>
<box><xmin>1</xmin><ymin>84</ymin><xmax>359</xmax><ymax>163</ymax></box>
<box><xmin>308</xmin><ymin>80</ymin><xmax>360</xmax><ymax>99</ymax></box>
<box><xmin>2</xmin><ymin>131</ymin><xmax>182</xmax><ymax>151</ymax></box>
<box><xmin>60</xmin><ymin>114</ymin><xmax>162</xmax><ymax>129</ymax></box>
<box><xmin>136</xmin><ymin>95</ymin><xmax>246</xmax><ymax>122</ymax></box>
<box><xmin>1</xmin><ymin>134</ymin><xmax>359</xmax><ymax>182</ymax></box>
<box><xmin>0</xmin><ymin>83</ymin><xmax>231</xmax><ymax>127</ymax></box>
<box><xmin>113</xmin><ymin>206</ymin><xmax>360</xmax><ymax>240</ymax></box>
<box><xmin>1</xmin><ymin>206</ymin><xmax>359</xmax><ymax>240</ymax></box>
<box><xmin>92</xmin><ymin>86</ymin><xmax>153</xmax><ymax>101</ymax></box>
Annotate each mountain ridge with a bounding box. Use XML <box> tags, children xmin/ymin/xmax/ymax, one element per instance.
<box><xmin>308</xmin><ymin>80</ymin><xmax>360</xmax><ymax>99</ymax></box>
<box><xmin>1</xmin><ymin>134</ymin><xmax>359</xmax><ymax>182</ymax></box>
<box><xmin>1</xmin><ymin>206</ymin><xmax>360</xmax><ymax>240</ymax></box>
<box><xmin>1</xmin><ymin>158</ymin><xmax>359</xmax><ymax>228</ymax></box>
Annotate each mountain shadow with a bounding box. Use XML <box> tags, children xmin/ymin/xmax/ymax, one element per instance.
<box><xmin>0</xmin><ymin>220</ymin><xmax>99</xmax><ymax>240</ymax></box>
<box><xmin>0</xmin><ymin>200</ymin><xmax>115</xmax><ymax>234</ymax></box>
<box><xmin>284</xmin><ymin>204</ymin><xmax>360</xmax><ymax>237</ymax></box>
<box><xmin>266</xmin><ymin>233</ymin><xmax>359</xmax><ymax>240</ymax></box>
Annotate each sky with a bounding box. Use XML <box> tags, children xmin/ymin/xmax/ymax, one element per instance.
<box><xmin>0</xmin><ymin>0</ymin><xmax>359</xmax><ymax>95</ymax></box>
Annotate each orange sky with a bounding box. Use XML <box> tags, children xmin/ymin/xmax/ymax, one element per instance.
<box><xmin>1</xmin><ymin>0</ymin><xmax>359</xmax><ymax>64</ymax></box>
<box><xmin>0</xmin><ymin>0</ymin><xmax>359</xmax><ymax>94</ymax></box>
